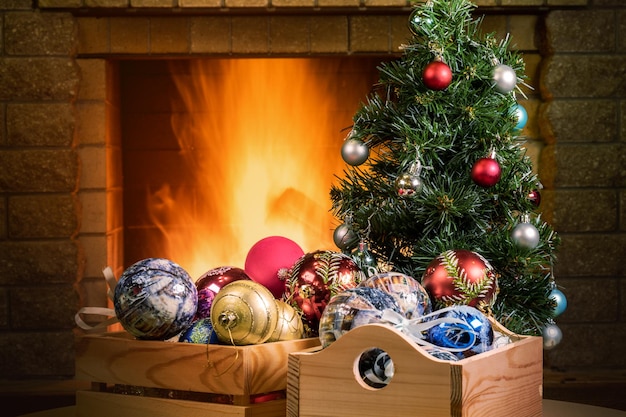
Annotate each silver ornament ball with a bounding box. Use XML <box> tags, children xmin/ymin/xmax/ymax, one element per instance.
<box><xmin>493</xmin><ymin>64</ymin><xmax>517</xmax><ymax>93</ymax></box>
<box><xmin>341</xmin><ymin>138</ymin><xmax>370</xmax><ymax>166</ymax></box>
<box><xmin>512</xmin><ymin>222</ymin><xmax>540</xmax><ymax>249</ymax></box>
<box><xmin>333</xmin><ymin>223</ymin><xmax>357</xmax><ymax>251</ymax></box>
<box><xmin>542</xmin><ymin>323</ymin><xmax>562</xmax><ymax>350</ymax></box>
<box><xmin>395</xmin><ymin>172</ymin><xmax>423</xmax><ymax>197</ymax></box>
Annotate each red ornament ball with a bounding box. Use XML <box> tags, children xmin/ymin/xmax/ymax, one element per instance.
<box><xmin>528</xmin><ymin>189</ymin><xmax>541</xmax><ymax>207</ymax></box>
<box><xmin>284</xmin><ymin>250</ymin><xmax>364</xmax><ymax>336</ymax></box>
<box><xmin>422</xmin><ymin>61</ymin><xmax>453</xmax><ymax>91</ymax></box>
<box><xmin>195</xmin><ymin>266</ymin><xmax>250</xmax><ymax>320</ymax></box>
<box><xmin>421</xmin><ymin>249</ymin><xmax>498</xmax><ymax>311</ymax></box>
<box><xmin>471</xmin><ymin>157</ymin><xmax>502</xmax><ymax>187</ymax></box>
<box><xmin>245</xmin><ymin>236</ymin><xmax>305</xmax><ymax>299</ymax></box>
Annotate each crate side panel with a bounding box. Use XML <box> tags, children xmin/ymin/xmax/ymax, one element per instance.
<box><xmin>76</xmin><ymin>390</ymin><xmax>286</xmax><ymax>417</ymax></box>
<box><xmin>76</xmin><ymin>332</ymin><xmax>319</xmax><ymax>396</ymax></box>
<box><xmin>455</xmin><ymin>336</ymin><xmax>543</xmax><ymax>417</ymax></box>
<box><xmin>291</xmin><ymin>324</ymin><xmax>453</xmax><ymax>417</ymax></box>
<box><xmin>242</xmin><ymin>338</ymin><xmax>321</xmax><ymax>394</ymax></box>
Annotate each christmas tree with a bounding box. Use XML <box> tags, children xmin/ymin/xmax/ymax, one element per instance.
<box><xmin>330</xmin><ymin>0</ymin><xmax>561</xmax><ymax>337</ymax></box>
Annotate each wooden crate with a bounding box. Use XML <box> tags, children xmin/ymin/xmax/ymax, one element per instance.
<box><xmin>75</xmin><ymin>331</ymin><xmax>320</xmax><ymax>417</ymax></box>
<box><xmin>287</xmin><ymin>323</ymin><xmax>543</xmax><ymax>417</ymax></box>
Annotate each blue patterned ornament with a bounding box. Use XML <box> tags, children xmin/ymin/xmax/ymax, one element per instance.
<box><xmin>179</xmin><ymin>318</ymin><xmax>219</xmax><ymax>344</ymax></box>
<box><xmin>425</xmin><ymin>305</ymin><xmax>494</xmax><ymax>359</ymax></box>
<box><xmin>318</xmin><ymin>287</ymin><xmax>402</xmax><ymax>348</ymax></box>
<box><xmin>358</xmin><ymin>348</ymin><xmax>394</xmax><ymax>389</ymax></box>
<box><xmin>114</xmin><ymin>258</ymin><xmax>198</xmax><ymax>340</ymax></box>
<box><xmin>359</xmin><ymin>272</ymin><xmax>432</xmax><ymax>319</ymax></box>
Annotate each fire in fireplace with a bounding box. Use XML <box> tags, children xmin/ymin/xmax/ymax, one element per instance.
<box><xmin>116</xmin><ymin>57</ymin><xmax>385</xmax><ymax>278</ymax></box>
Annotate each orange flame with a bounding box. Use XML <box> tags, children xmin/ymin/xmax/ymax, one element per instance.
<box><xmin>141</xmin><ymin>58</ymin><xmax>377</xmax><ymax>278</ymax></box>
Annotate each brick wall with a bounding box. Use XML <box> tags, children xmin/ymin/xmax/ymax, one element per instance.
<box><xmin>1</xmin><ymin>0</ymin><xmax>624</xmax><ymax>383</ymax></box>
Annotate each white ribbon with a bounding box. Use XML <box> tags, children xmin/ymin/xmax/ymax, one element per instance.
<box><xmin>74</xmin><ymin>266</ymin><xmax>119</xmax><ymax>331</ymax></box>
<box><xmin>379</xmin><ymin>307</ymin><xmax>478</xmax><ymax>353</ymax></box>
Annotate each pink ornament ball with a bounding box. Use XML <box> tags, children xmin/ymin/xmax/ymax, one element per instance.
<box><xmin>471</xmin><ymin>157</ymin><xmax>502</xmax><ymax>188</ymax></box>
<box><xmin>245</xmin><ymin>236</ymin><xmax>305</xmax><ymax>299</ymax></box>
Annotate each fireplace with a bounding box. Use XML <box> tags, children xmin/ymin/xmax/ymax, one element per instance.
<box><xmin>9</xmin><ymin>0</ymin><xmax>593</xmax><ymax>383</ymax></box>
<box><xmin>116</xmin><ymin>57</ymin><xmax>385</xmax><ymax>278</ymax></box>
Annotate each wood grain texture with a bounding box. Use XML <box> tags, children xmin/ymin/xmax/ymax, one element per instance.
<box><xmin>75</xmin><ymin>332</ymin><xmax>319</xmax><ymax>396</ymax></box>
<box><xmin>288</xmin><ymin>323</ymin><xmax>543</xmax><ymax>417</ymax></box>
<box><xmin>76</xmin><ymin>391</ymin><xmax>286</xmax><ymax>417</ymax></box>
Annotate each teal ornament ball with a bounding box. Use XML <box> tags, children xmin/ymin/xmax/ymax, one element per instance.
<box><xmin>114</xmin><ymin>258</ymin><xmax>198</xmax><ymax>340</ymax></box>
<box><xmin>512</xmin><ymin>103</ymin><xmax>528</xmax><ymax>131</ymax></box>
<box><xmin>549</xmin><ymin>288</ymin><xmax>567</xmax><ymax>317</ymax></box>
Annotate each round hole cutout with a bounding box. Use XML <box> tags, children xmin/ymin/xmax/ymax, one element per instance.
<box><xmin>355</xmin><ymin>348</ymin><xmax>394</xmax><ymax>389</ymax></box>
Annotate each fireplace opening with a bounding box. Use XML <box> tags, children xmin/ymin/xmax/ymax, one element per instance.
<box><xmin>114</xmin><ymin>57</ymin><xmax>387</xmax><ymax>279</ymax></box>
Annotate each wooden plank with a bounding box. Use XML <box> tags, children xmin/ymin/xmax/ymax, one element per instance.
<box><xmin>75</xmin><ymin>332</ymin><xmax>319</xmax><ymax>396</ymax></box>
<box><xmin>290</xmin><ymin>324</ymin><xmax>452</xmax><ymax>417</ymax></box>
<box><xmin>76</xmin><ymin>391</ymin><xmax>286</xmax><ymax>417</ymax></box>
<box><xmin>288</xmin><ymin>323</ymin><xmax>543</xmax><ymax>417</ymax></box>
<box><xmin>452</xmin><ymin>336</ymin><xmax>543</xmax><ymax>417</ymax></box>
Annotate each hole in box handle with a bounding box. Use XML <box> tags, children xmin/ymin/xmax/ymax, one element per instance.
<box><xmin>355</xmin><ymin>348</ymin><xmax>394</xmax><ymax>390</ymax></box>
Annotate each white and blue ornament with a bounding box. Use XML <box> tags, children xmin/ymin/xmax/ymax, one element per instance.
<box><xmin>318</xmin><ymin>287</ymin><xmax>402</xmax><ymax>348</ymax></box>
<box><xmin>424</xmin><ymin>305</ymin><xmax>494</xmax><ymax>359</ymax></box>
<box><xmin>179</xmin><ymin>318</ymin><xmax>219</xmax><ymax>344</ymax></box>
<box><xmin>114</xmin><ymin>258</ymin><xmax>198</xmax><ymax>340</ymax></box>
<box><xmin>359</xmin><ymin>271</ymin><xmax>432</xmax><ymax>319</ymax></box>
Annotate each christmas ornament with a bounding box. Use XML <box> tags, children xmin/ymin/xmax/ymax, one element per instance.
<box><xmin>408</xmin><ymin>8</ymin><xmax>432</xmax><ymax>36</ymax></box>
<box><xmin>424</xmin><ymin>347</ymin><xmax>459</xmax><ymax>361</ymax></box>
<box><xmin>542</xmin><ymin>322</ymin><xmax>562</xmax><ymax>350</ymax></box>
<box><xmin>285</xmin><ymin>250</ymin><xmax>365</xmax><ymax>336</ymax></box>
<box><xmin>422</xmin><ymin>60</ymin><xmax>453</xmax><ymax>91</ymax></box>
<box><xmin>425</xmin><ymin>305</ymin><xmax>494</xmax><ymax>359</ymax></box>
<box><xmin>493</xmin><ymin>63</ymin><xmax>517</xmax><ymax>93</ymax></box>
<box><xmin>471</xmin><ymin>155</ymin><xmax>501</xmax><ymax>187</ymax></box>
<box><xmin>113</xmin><ymin>258</ymin><xmax>197</xmax><ymax>340</ymax></box>
<box><xmin>195</xmin><ymin>266</ymin><xmax>250</xmax><ymax>320</ymax></box>
<box><xmin>318</xmin><ymin>287</ymin><xmax>402</xmax><ymax>348</ymax></box>
<box><xmin>268</xmin><ymin>300</ymin><xmax>304</xmax><ymax>342</ymax></box>
<box><xmin>244</xmin><ymin>236</ymin><xmax>305</xmax><ymax>299</ymax></box>
<box><xmin>421</xmin><ymin>249</ymin><xmax>498</xmax><ymax>310</ymax></box>
<box><xmin>341</xmin><ymin>137</ymin><xmax>369</xmax><ymax>166</ymax></box>
<box><xmin>179</xmin><ymin>318</ymin><xmax>219</xmax><ymax>345</ymax></box>
<box><xmin>395</xmin><ymin>160</ymin><xmax>424</xmax><ymax>197</ymax></box>
<box><xmin>351</xmin><ymin>240</ymin><xmax>377</xmax><ymax>276</ymax></box>
<box><xmin>210</xmin><ymin>280</ymin><xmax>278</xmax><ymax>345</ymax></box>
<box><xmin>528</xmin><ymin>189</ymin><xmax>541</xmax><ymax>207</ymax></box>
<box><xmin>357</xmin><ymin>348</ymin><xmax>394</xmax><ymax>389</ymax></box>
<box><xmin>359</xmin><ymin>271</ymin><xmax>431</xmax><ymax>319</ymax></box>
<box><xmin>512</xmin><ymin>103</ymin><xmax>528</xmax><ymax>131</ymax></box>
<box><xmin>549</xmin><ymin>287</ymin><xmax>567</xmax><ymax>317</ymax></box>
<box><xmin>511</xmin><ymin>219</ymin><xmax>540</xmax><ymax>249</ymax></box>
<box><xmin>333</xmin><ymin>222</ymin><xmax>357</xmax><ymax>252</ymax></box>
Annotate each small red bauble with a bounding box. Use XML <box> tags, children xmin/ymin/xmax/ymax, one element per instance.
<box><xmin>528</xmin><ymin>189</ymin><xmax>541</xmax><ymax>207</ymax></box>
<box><xmin>471</xmin><ymin>157</ymin><xmax>502</xmax><ymax>187</ymax></box>
<box><xmin>422</xmin><ymin>61</ymin><xmax>453</xmax><ymax>91</ymax></box>
<box><xmin>421</xmin><ymin>249</ymin><xmax>498</xmax><ymax>311</ymax></box>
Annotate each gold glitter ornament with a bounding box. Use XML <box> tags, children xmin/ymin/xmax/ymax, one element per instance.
<box><xmin>210</xmin><ymin>280</ymin><xmax>278</xmax><ymax>345</ymax></box>
<box><xmin>267</xmin><ymin>300</ymin><xmax>304</xmax><ymax>342</ymax></box>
